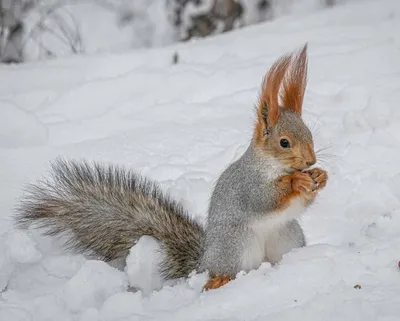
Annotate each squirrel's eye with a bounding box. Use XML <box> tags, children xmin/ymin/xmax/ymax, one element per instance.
<box><xmin>280</xmin><ymin>139</ymin><xmax>290</xmax><ymax>148</ymax></box>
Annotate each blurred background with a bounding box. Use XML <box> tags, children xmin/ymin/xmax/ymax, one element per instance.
<box><xmin>0</xmin><ymin>0</ymin><xmax>338</xmax><ymax>64</ymax></box>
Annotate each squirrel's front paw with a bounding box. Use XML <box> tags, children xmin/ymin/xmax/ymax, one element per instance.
<box><xmin>291</xmin><ymin>171</ymin><xmax>318</xmax><ymax>200</ymax></box>
<box><xmin>292</xmin><ymin>171</ymin><xmax>316</xmax><ymax>193</ymax></box>
<box><xmin>306</xmin><ymin>168</ymin><xmax>328</xmax><ymax>191</ymax></box>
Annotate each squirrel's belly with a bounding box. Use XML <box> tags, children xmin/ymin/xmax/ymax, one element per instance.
<box><xmin>241</xmin><ymin>197</ymin><xmax>307</xmax><ymax>270</ymax></box>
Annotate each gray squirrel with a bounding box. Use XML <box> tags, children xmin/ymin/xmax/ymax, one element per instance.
<box><xmin>15</xmin><ymin>43</ymin><xmax>328</xmax><ymax>291</ymax></box>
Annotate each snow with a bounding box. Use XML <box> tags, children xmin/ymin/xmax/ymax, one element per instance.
<box><xmin>5</xmin><ymin>230</ymin><xmax>42</xmax><ymax>264</ymax></box>
<box><xmin>125</xmin><ymin>236</ymin><xmax>167</xmax><ymax>296</ymax></box>
<box><xmin>61</xmin><ymin>260</ymin><xmax>128</xmax><ymax>313</ymax></box>
<box><xmin>1</xmin><ymin>0</ymin><xmax>400</xmax><ymax>320</ymax></box>
<box><xmin>0</xmin><ymin>102</ymin><xmax>48</xmax><ymax>149</ymax></box>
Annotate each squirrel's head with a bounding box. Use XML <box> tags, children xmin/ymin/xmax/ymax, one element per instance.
<box><xmin>253</xmin><ymin>44</ymin><xmax>316</xmax><ymax>173</ymax></box>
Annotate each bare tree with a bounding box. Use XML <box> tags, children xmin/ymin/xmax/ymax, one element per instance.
<box><xmin>0</xmin><ymin>0</ymin><xmax>335</xmax><ymax>64</ymax></box>
<box><xmin>0</xmin><ymin>0</ymin><xmax>33</xmax><ymax>63</ymax></box>
<box><xmin>0</xmin><ymin>0</ymin><xmax>83</xmax><ymax>63</ymax></box>
<box><xmin>166</xmin><ymin>0</ymin><xmax>245</xmax><ymax>41</ymax></box>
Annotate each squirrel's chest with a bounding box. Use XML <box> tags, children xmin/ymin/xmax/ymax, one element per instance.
<box><xmin>253</xmin><ymin>197</ymin><xmax>306</xmax><ymax>232</ymax></box>
<box><xmin>241</xmin><ymin>197</ymin><xmax>306</xmax><ymax>270</ymax></box>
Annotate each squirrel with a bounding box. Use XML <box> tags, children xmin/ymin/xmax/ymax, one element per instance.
<box><xmin>15</xmin><ymin>43</ymin><xmax>328</xmax><ymax>291</ymax></box>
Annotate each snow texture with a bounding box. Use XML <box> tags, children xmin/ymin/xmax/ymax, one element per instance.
<box><xmin>1</xmin><ymin>0</ymin><xmax>400</xmax><ymax>320</ymax></box>
<box><xmin>125</xmin><ymin>236</ymin><xmax>168</xmax><ymax>296</ymax></box>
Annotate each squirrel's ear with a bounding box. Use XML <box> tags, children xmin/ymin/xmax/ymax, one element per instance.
<box><xmin>280</xmin><ymin>43</ymin><xmax>308</xmax><ymax>116</ymax></box>
<box><xmin>254</xmin><ymin>52</ymin><xmax>291</xmax><ymax>142</ymax></box>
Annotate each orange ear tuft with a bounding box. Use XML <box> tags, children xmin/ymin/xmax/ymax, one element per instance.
<box><xmin>280</xmin><ymin>43</ymin><xmax>308</xmax><ymax>115</ymax></box>
<box><xmin>254</xmin><ymin>52</ymin><xmax>291</xmax><ymax>143</ymax></box>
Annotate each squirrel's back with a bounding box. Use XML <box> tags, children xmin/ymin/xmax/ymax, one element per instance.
<box><xmin>15</xmin><ymin>158</ymin><xmax>204</xmax><ymax>279</ymax></box>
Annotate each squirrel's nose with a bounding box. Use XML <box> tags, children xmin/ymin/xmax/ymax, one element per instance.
<box><xmin>304</xmin><ymin>144</ymin><xmax>316</xmax><ymax>167</ymax></box>
<box><xmin>306</xmin><ymin>158</ymin><xmax>316</xmax><ymax>167</ymax></box>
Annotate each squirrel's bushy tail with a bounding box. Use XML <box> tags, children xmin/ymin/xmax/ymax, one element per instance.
<box><xmin>15</xmin><ymin>158</ymin><xmax>204</xmax><ymax>280</ymax></box>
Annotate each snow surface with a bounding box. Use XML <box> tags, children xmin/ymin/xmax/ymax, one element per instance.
<box><xmin>1</xmin><ymin>0</ymin><xmax>400</xmax><ymax>320</ymax></box>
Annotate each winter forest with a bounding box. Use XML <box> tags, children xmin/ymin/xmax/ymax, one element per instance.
<box><xmin>1</xmin><ymin>0</ymin><xmax>336</xmax><ymax>63</ymax></box>
<box><xmin>1</xmin><ymin>0</ymin><xmax>400</xmax><ymax>321</ymax></box>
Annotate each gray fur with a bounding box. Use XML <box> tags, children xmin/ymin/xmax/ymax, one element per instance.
<box><xmin>275</xmin><ymin>108</ymin><xmax>313</xmax><ymax>143</ymax></box>
<box><xmin>199</xmin><ymin>146</ymin><xmax>277</xmax><ymax>276</ymax></box>
<box><xmin>199</xmin><ymin>109</ymin><xmax>310</xmax><ymax>277</ymax></box>
<box><xmin>15</xmin><ymin>158</ymin><xmax>204</xmax><ymax>280</ymax></box>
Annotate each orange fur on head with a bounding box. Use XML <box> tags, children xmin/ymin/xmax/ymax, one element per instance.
<box><xmin>254</xmin><ymin>43</ymin><xmax>309</xmax><ymax>143</ymax></box>
<box><xmin>280</xmin><ymin>44</ymin><xmax>308</xmax><ymax>116</ymax></box>
<box><xmin>254</xmin><ymin>53</ymin><xmax>291</xmax><ymax>142</ymax></box>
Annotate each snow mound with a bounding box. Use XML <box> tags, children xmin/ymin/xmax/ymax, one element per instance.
<box><xmin>61</xmin><ymin>260</ymin><xmax>128</xmax><ymax>313</ymax></box>
<box><xmin>5</xmin><ymin>230</ymin><xmax>42</xmax><ymax>264</ymax></box>
<box><xmin>125</xmin><ymin>236</ymin><xmax>166</xmax><ymax>295</ymax></box>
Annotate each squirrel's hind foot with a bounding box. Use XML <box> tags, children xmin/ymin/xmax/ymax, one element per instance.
<box><xmin>203</xmin><ymin>276</ymin><xmax>235</xmax><ymax>291</ymax></box>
